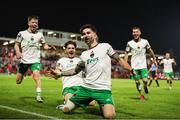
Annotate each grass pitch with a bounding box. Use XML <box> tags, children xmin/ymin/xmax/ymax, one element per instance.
<box><xmin>0</xmin><ymin>74</ymin><xmax>180</xmax><ymax>119</ymax></box>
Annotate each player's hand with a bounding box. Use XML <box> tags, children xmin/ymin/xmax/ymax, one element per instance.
<box><xmin>45</xmin><ymin>69</ymin><xmax>60</xmax><ymax>80</ymax></box>
<box><xmin>44</xmin><ymin>70</ymin><xmax>54</xmax><ymax>77</ymax></box>
<box><xmin>130</xmin><ymin>69</ymin><xmax>136</xmax><ymax>77</ymax></box>
<box><xmin>50</xmin><ymin>45</ymin><xmax>57</xmax><ymax>51</ymax></box>
<box><xmin>152</xmin><ymin>58</ymin><xmax>158</xmax><ymax>66</ymax></box>
<box><xmin>44</xmin><ymin>44</ymin><xmax>56</xmax><ymax>50</ymax></box>
<box><xmin>16</xmin><ymin>52</ymin><xmax>22</xmax><ymax>59</ymax></box>
<box><xmin>51</xmin><ymin>68</ymin><xmax>62</xmax><ymax>75</ymax></box>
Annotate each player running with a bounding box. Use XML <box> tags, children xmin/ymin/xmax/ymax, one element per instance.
<box><xmin>124</xmin><ymin>26</ymin><xmax>156</xmax><ymax>100</ymax></box>
<box><xmin>160</xmin><ymin>52</ymin><xmax>176</xmax><ymax>90</ymax></box>
<box><xmin>14</xmin><ymin>15</ymin><xmax>53</xmax><ymax>102</ymax></box>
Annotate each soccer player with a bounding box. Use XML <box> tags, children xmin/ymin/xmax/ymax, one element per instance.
<box><xmin>148</xmin><ymin>58</ymin><xmax>159</xmax><ymax>87</ymax></box>
<box><xmin>14</xmin><ymin>15</ymin><xmax>52</xmax><ymax>102</ymax></box>
<box><xmin>48</xmin><ymin>24</ymin><xmax>135</xmax><ymax>119</ymax></box>
<box><xmin>159</xmin><ymin>52</ymin><xmax>176</xmax><ymax>90</ymax></box>
<box><xmin>54</xmin><ymin>41</ymin><xmax>96</xmax><ymax>109</ymax></box>
<box><xmin>124</xmin><ymin>26</ymin><xmax>156</xmax><ymax>100</ymax></box>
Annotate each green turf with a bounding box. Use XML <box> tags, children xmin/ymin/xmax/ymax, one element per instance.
<box><xmin>0</xmin><ymin>74</ymin><xmax>180</xmax><ymax>119</ymax></box>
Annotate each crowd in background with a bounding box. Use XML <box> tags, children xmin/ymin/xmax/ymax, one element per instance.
<box><xmin>0</xmin><ymin>46</ymin><xmax>179</xmax><ymax>79</ymax></box>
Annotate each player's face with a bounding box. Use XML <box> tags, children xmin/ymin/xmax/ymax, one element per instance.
<box><xmin>81</xmin><ymin>28</ymin><xmax>97</xmax><ymax>46</ymax></box>
<box><xmin>165</xmin><ymin>53</ymin><xmax>170</xmax><ymax>59</ymax></box>
<box><xmin>65</xmin><ymin>44</ymin><xmax>76</xmax><ymax>58</ymax></box>
<box><xmin>132</xmin><ymin>29</ymin><xmax>141</xmax><ymax>40</ymax></box>
<box><xmin>28</xmin><ymin>18</ymin><xmax>38</xmax><ymax>33</ymax></box>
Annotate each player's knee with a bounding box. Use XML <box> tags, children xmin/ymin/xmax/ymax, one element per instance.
<box><xmin>63</xmin><ymin>106</ymin><xmax>71</xmax><ymax>113</ymax></box>
<box><xmin>16</xmin><ymin>74</ymin><xmax>23</xmax><ymax>84</ymax></box>
<box><xmin>33</xmin><ymin>71</ymin><xmax>40</xmax><ymax>80</ymax></box>
<box><xmin>16</xmin><ymin>80</ymin><xmax>21</xmax><ymax>84</ymax></box>
<box><xmin>33</xmin><ymin>75</ymin><xmax>40</xmax><ymax>81</ymax></box>
<box><xmin>102</xmin><ymin>104</ymin><xmax>116</xmax><ymax>119</ymax></box>
<box><xmin>103</xmin><ymin>112</ymin><xmax>116</xmax><ymax>119</ymax></box>
<box><xmin>63</xmin><ymin>100</ymin><xmax>75</xmax><ymax>113</ymax></box>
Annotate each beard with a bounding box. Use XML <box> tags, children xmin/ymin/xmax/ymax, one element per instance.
<box><xmin>31</xmin><ymin>26</ymin><xmax>38</xmax><ymax>33</ymax></box>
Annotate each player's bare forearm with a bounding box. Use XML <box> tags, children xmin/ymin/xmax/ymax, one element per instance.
<box><xmin>61</xmin><ymin>69</ymin><xmax>77</xmax><ymax>76</ymax></box>
<box><xmin>148</xmin><ymin>48</ymin><xmax>156</xmax><ymax>60</ymax></box>
<box><xmin>119</xmin><ymin>58</ymin><xmax>133</xmax><ymax>71</ymax></box>
<box><xmin>45</xmin><ymin>71</ymin><xmax>59</xmax><ymax>80</ymax></box>
<box><xmin>14</xmin><ymin>42</ymin><xmax>20</xmax><ymax>53</ymax></box>
<box><xmin>57</xmin><ymin>61</ymin><xmax>85</xmax><ymax>77</ymax></box>
<box><xmin>45</xmin><ymin>68</ymin><xmax>76</xmax><ymax>79</ymax></box>
<box><xmin>124</xmin><ymin>51</ymin><xmax>129</xmax><ymax>62</ymax></box>
<box><xmin>14</xmin><ymin>42</ymin><xmax>22</xmax><ymax>59</ymax></box>
<box><xmin>112</xmin><ymin>53</ymin><xmax>132</xmax><ymax>71</ymax></box>
<box><xmin>173</xmin><ymin>59</ymin><xmax>177</xmax><ymax>66</ymax></box>
<box><xmin>43</xmin><ymin>43</ymin><xmax>51</xmax><ymax>50</ymax></box>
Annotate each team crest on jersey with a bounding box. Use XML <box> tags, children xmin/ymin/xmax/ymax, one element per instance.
<box><xmin>137</xmin><ymin>45</ymin><xmax>140</xmax><ymax>49</ymax></box>
<box><xmin>87</xmin><ymin>51</ymin><xmax>99</xmax><ymax>64</ymax></box>
<box><xmin>31</xmin><ymin>36</ymin><xmax>34</xmax><ymax>41</ymax></box>
<box><xmin>70</xmin><ymin>60</ymin><xmax>73</xmax><ymax>63</ymax></box>
<box><xmin>87</xmin><ymin>57</ymin><xmax>99</xmax><ymax>65</ymax></box>
<box><xmin>90</xmin><ymin>51</ymin><xmax>94</xmax><ymax>58</ymax></box>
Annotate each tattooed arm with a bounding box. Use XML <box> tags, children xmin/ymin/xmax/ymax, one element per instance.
<box><xmin>112</xmin><ymin>53</ymin><xmax>135</xmax><ymax>75</ymax></box>
<box><xmin>48</xmin><ymin>61</ymin><xmax>85</xmax><ymax>78</ymax></box>
<box><xmin>112</xmin><ymin>53</ymin><xmax>133</xmax><ymax>71</ymax></box>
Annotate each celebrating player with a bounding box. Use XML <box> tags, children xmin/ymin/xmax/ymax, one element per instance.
<box><xmin>124</xmin><ymin>26</ymin><xmax>156</xmax><ymax>100</ymax></box>
<box><xmin>50</xmin><ymin>41</ymin><xmax>96</xmax><ymax>109</ymax></box>
<box><xmin>48</xmin><ymin>24</ymin><xmax>135</xmax><ymax>119</ymax></box>
<box><xmin>14</xmin><ymin>15</ymin><xmax>53</xmax><ymax>102</ymax></box>
<box><xmin>160</xmin><ymin>52</ymin><xmax>176</xmax><ymax>90</ymax></box>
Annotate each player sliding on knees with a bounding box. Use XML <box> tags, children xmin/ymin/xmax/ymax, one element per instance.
<box><xmin>46</xmin><ymin>24</ymin><xmax>136</xmax><ymax>119</ymax></box>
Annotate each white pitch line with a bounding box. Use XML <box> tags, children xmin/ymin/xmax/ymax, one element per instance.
<box><xmin>0</xmin><ymin>105</ymin><xmax>61</xmax><ymax>120</ymax></box>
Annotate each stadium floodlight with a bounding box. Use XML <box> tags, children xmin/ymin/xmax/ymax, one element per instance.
<box><xmin>119</xmin><ymin>53</ymin><xmax>132</xmax><ymax>58</ymax></box>
<box><xmin>119</xmin><ymin>54</ymin><xmax>125</xmax><ymax>57</ymax></box>
<box><xmin>53</xmin><ymin>33</ymin><xmax>56</xmax><ymax>36</ymax></box>
<box><xmin>9</xmin><ymin>40</ymin><xmax>15</xmax><ymax>44</ymax></box>
<box><xmin>128</xmin><ymin>53</ymin><xmax>132</xmax><ymax>56</ymax></box>
<box><xmin>158</xmin><ymin>56</ymin><xmax>164</xmax><ymax>59</ymax></box>
<box><xmin>3</xmin><ymin>42</ymin><xmax>8</xmax><ymax>46</ymax></box>
<box><xmin>70</xmin><ymin>34</ymin><xmax>76</xmax><ymax>38</ymax></box>
<box><xmin>47</xmin><ymin>31</ymin><xmax>54</xmax><ymax>35</ymax></box>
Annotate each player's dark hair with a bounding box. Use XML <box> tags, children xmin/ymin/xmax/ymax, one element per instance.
<box><xmin>132</xmin><ymin>26</ymin><xmax>141</xmax><ymax>31</ymax></box>
<box><xmin>165</xmin><ymin>52</ymin><xmax>171</xmax><ymax>57</ymax></box>
<box><xmin>80</xmin><ymin>24</ymin><xmax>97</xmax><ymax>34</ymax></box>
<box><xmin>28</xmin><ymin>15</ymin><xmax>39</xmax><ymax>22</ymax></box>
<box><xmin>64</xmin><ymin>41</ymin><xmax>77</xmax><ymax>48</ymax></box>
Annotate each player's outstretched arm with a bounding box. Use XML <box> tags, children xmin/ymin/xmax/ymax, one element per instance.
<box><xmin>124</xmin><ymin>51</ymin><xmax>129</xmax><ymax>62</ymax></box>
<box><xmin>43</xmin><ymin>43</ymin><xmax>56</xmax><ymax>50</ymax></box>
<box><xmin>60</xmin><ymin>60</ymin><xmax>85</xmax><ymax>77</ymax></box>
<box><xmin>14</xmin><ymin>42</ymin><xmax>22</xmax><ymax>59</ymax></box>
<box><xmin>172</xmin><ymin>58</ymin><xmax>177</xmax><ymax>66</ymax></box>
<box><xmin>112</xmin><ymin>53</ymin><xmax>135</xmax><ymax>75</ymax></box>
<box><xmin>45</xmin><ymin>67</ymin><xmax>61</xmax><ymax>79</ymax></box>
<box><xmin>148</xmin><ymin>48</ymin><xmax>156</xmax><ymax>60</ymax></box>
<box><xmin>47</xmin><ymin>60</ymin><xmax>85</xmax><ymax>78</ymax></box>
